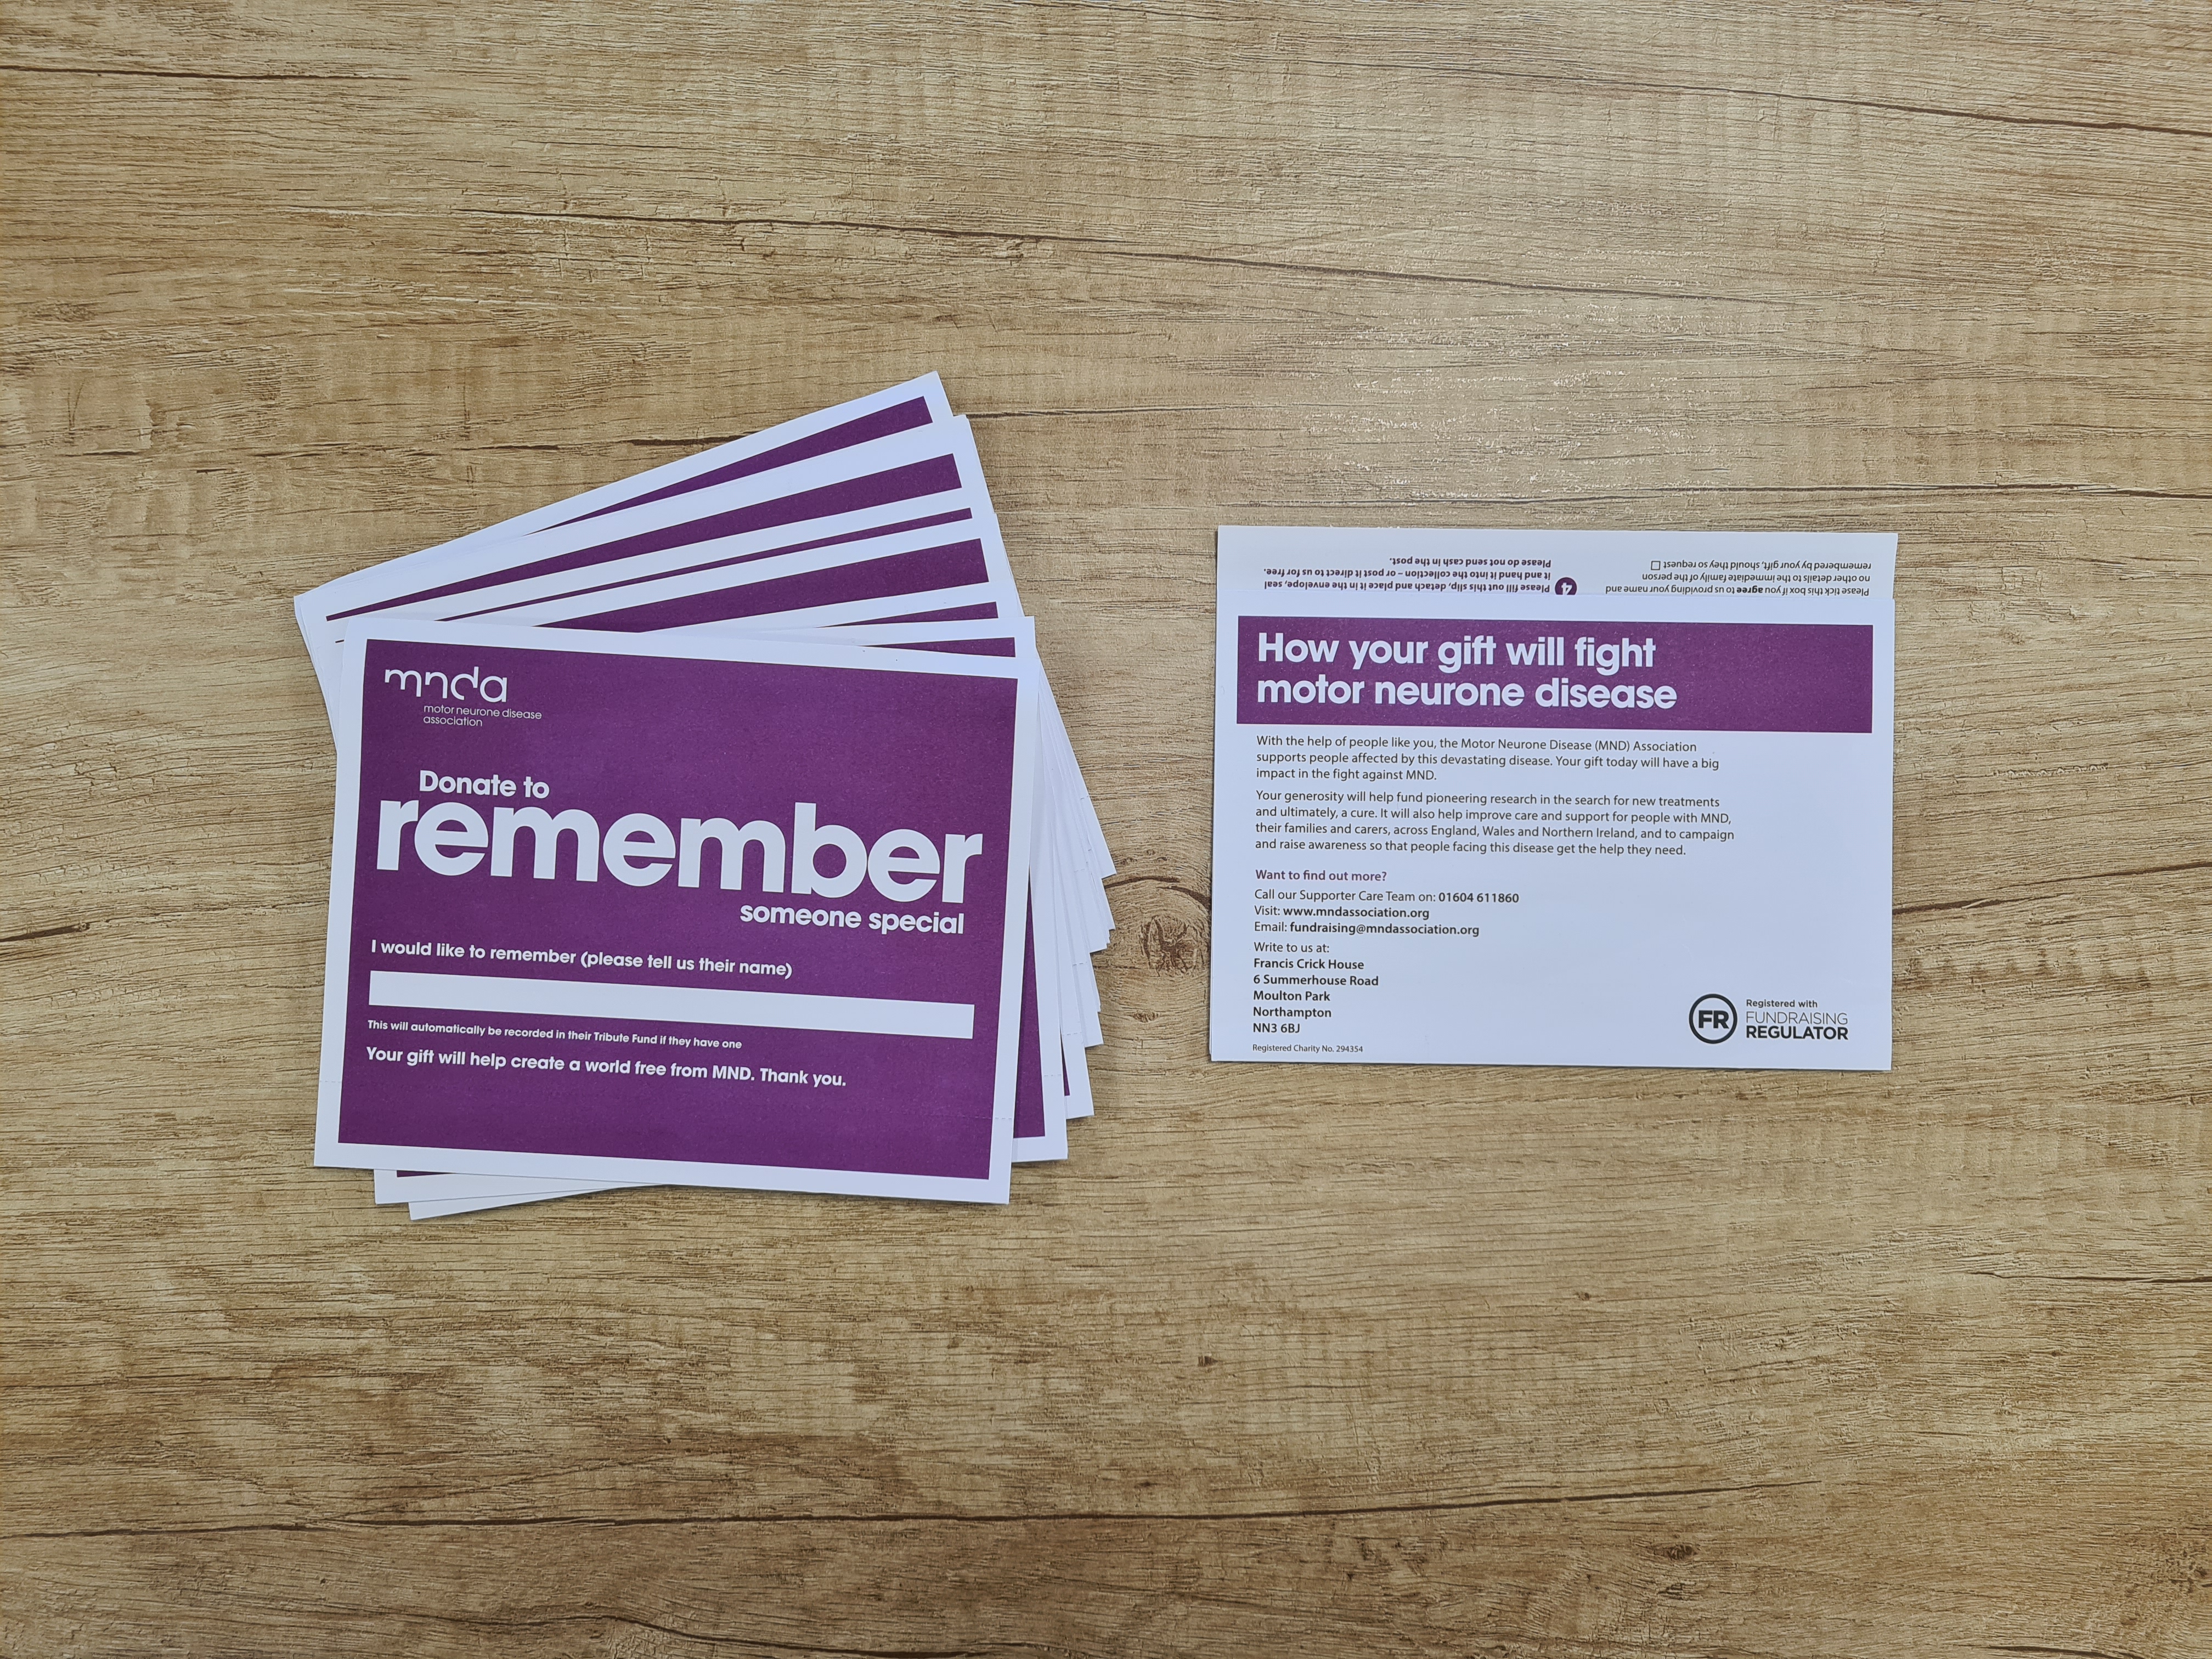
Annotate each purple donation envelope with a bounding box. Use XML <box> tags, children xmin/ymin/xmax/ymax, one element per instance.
<box><xmin>314</xmin><ymin>622</ymin><xmax>1036</xmax><ymax>1204</ymax></box>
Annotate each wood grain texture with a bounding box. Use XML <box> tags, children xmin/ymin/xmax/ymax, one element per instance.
<box><xmin>4</xmin><ymin>2</ymin><xmax>2208</xmax><ymax>1654</ymax></box>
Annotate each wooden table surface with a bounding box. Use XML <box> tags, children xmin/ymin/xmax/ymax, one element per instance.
<box><xmin>7</xmin><ymin>3</ymin><xmax>2209</xmax><ymax>1654</ymax></box>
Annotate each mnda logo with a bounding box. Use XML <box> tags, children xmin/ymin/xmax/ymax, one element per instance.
<box><xmin>383</xmin><ymin>665</ymin><xmax>508</xmax><ymax>703</ymax></box>
<box><xmin>1688</xmin><ymin>993</ymin><xmax>1737</xmax><ymax>1043</ymax></box>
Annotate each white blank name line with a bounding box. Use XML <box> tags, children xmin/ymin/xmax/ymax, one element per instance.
<box><xmin>369</xmin><ymin>971</ymin><xmax>974</xmax><ymax>1040</ymax></box>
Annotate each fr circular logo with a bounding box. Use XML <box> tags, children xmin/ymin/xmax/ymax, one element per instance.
<box><xmin>1688</xmin><ymin>993</ymin><xmax>1737</xmax><ymax>1043</ymax></box>
<box><xmin>1553</xmin><ymin>577</ymin><xmax>1578</xmax><ymax>595</ymax></box>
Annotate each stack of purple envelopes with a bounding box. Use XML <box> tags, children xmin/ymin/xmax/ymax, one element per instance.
<box><xmin>295</xmin><ymin>377</ymin><xmax>1113</xmax><ymax>1214</ymax></box>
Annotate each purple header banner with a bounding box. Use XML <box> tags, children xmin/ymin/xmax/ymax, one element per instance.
<box><xmin>551</xmin><ymin>538</ymin><xmax>992</xmax><ymax>633</ymax></box>
<box><xmin>1234</xmin><ymin>617</ymin><xmax>1872</xmax><ymax>733</ymax></box>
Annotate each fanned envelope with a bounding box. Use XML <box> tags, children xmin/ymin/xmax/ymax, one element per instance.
<box><xmin>293</xmin><ymin>378</ymin><xmax>1113</xmax><ymax>1216</ymax></box>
